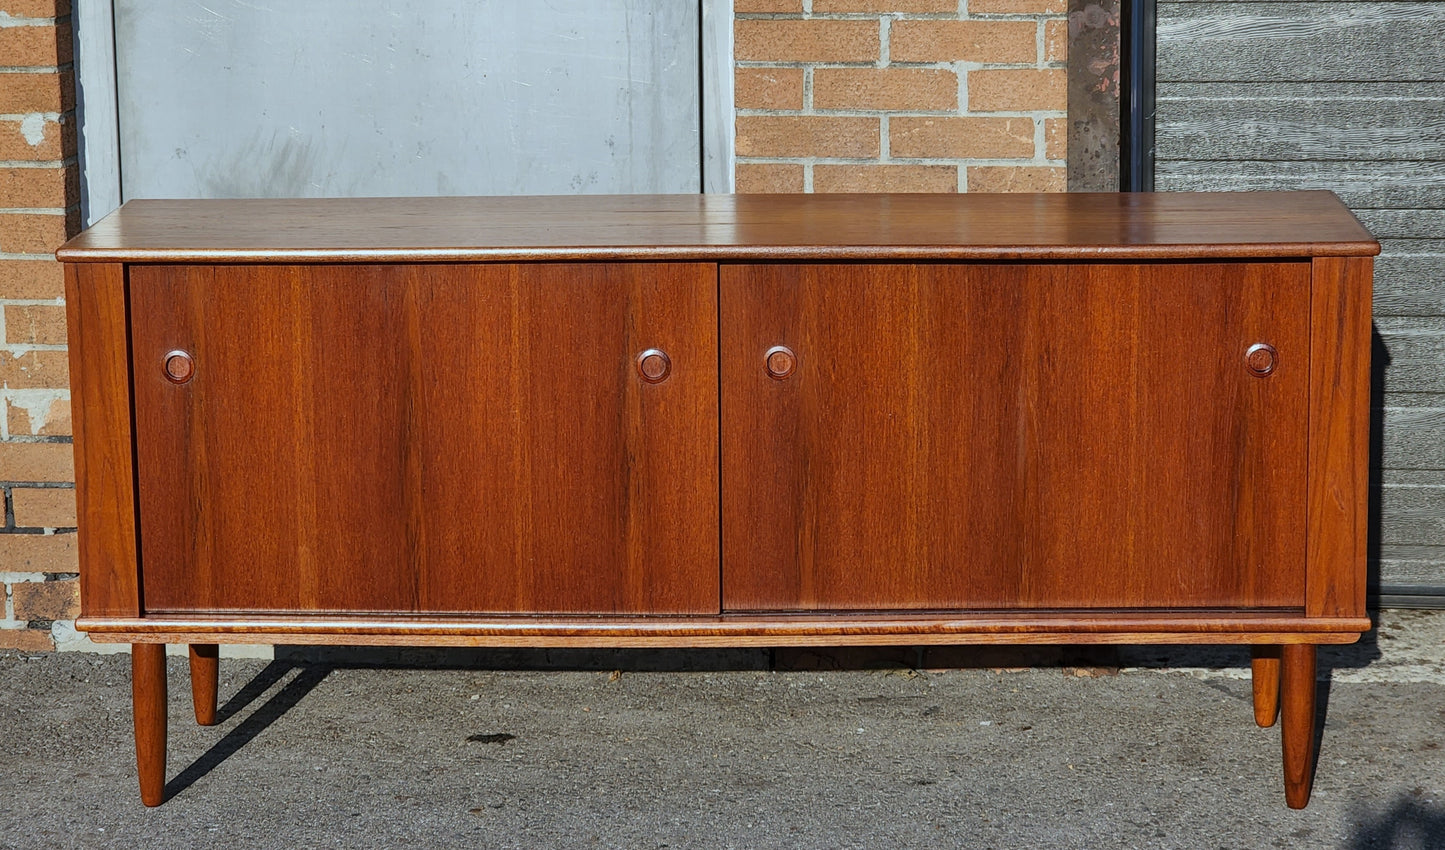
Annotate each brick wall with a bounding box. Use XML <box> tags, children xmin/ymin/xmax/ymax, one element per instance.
<box><xmin>734</xmin><ymin>0</ymin><xmax>1067</xmax><ymax>193</ymax></box>
<box><xmin>0</xmin><ymin>0</ymin><xmax>81</xmax><ymax>652</ymax></box>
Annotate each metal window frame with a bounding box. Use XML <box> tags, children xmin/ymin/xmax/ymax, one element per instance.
<box><xmin>75</xmin><ymin>0</ymin><xmax>734</xmax><ymax>226</ymax></box>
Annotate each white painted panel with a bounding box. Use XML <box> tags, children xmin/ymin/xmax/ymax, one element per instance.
<box><xmin>114</xmin><ymin>0</ymin><xmax>702</xmax><ymax>199</ymax></box>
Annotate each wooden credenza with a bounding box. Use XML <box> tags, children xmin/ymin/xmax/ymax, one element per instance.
<box><xmin>58</xmin><ymin>192</ymin><xmax>1377</xmax><ymax>808</ymax></box>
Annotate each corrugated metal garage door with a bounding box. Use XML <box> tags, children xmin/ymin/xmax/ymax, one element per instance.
<box><xmin>1153</xmin><ymin>0</ymin><xmax>1445</xmax><ymax>600</ymax></box>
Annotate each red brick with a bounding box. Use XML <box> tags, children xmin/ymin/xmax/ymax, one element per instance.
<box><xmin>889</xmin><ymin>20</ymin><xmax>1036</xmax><ymax>64</ymax></box>
<box><xmin>6</xmin><ymin>398</ymin><xmax>71</xmax><ymax>437</ymax></box>
<box><xmin>971</xmin><ymin>0</ymin><xmax>1066</xmax><ymax>12</ymax></box>
<box><xmin>814</xmin><ymin>164</ymin><xmax>957</xmax><ymax>193</ymax></box>
<box><xmin>1</xmin><ymin>0</ymin><xmax>71</xmax><ymax>17</ymax></box>
<box><xmin>10</xmin><ymin>486</ymin><xmax>74</xmax><ymax>527</ymax></box>
<box><xmin>737</xmin><ymin>115</ymin><xmax>880</xmax><ymax>158</ymax></box>
<box><xmin>0</xmin><ymin>71</ymin><xmax>73</xmax><ymax>112</ymax></box>
<box><xmin>735</xmin><ymin>163</ymin><xmax>805</xmax><ymax>193</ymax></box>
<box><xmin>0</xmin><ymin>23</ymin><xmax>72</xmax><ymax>66</ymax></box>
<box><xmin>735</xmin><ymin>67</ymin><xmax>804</xmax><ymax>111</ymax></box>
<box><xmin>968</xmin><ymin>69</ymin><xmax>1067</xmax><ymax>112</ymax></box>
<box><xmin>734</xmin><ymin>0</ymin><xmax>802</xmax><ymax>10</ymax></box>
<box><xmin>814</xmin><ymin>0</ymin><xmax>955</xmax><ymax>10</ymax></box>
<box><xmin>1045</xmin><ymin>19</ymin><xmax>1068</xmax><ymax>63</ymax></box>
<box><xmin>0</xmin><ymin>212</ymin><xmax>74</xmax><ymax>254</ymax></box>
<box><xmin>890</xmin><ymin>116</ymin><xmax>1034</xmax><ymax>158</ymax></box>
<box><xmin>0</xmin><ymin>260</ymin><xmax>66</xmax><ymax>300</ymax></box>
<box><xmin>0</xmin><ymin>116</ymin><xmax>71</xmax><ymax>160</ymax></box>
<box><xmin>0</xmin><ymin>441</ymin><xmax>73</xmax><ymax>482</ymax></box>
<box><xmin>0</xmin><ymin>349</ymin><xmax>69</xmax><ymax>389</ymax></box>
<box><xmin>813</xmin><ymin>68</ymin><xmax>956</xmax><ymax>111</ymax></box>
<box><xmin>967</xmin><ymin>165</ymin><xmax>1066</xmax><ymax>193</ymax></box>
<box><xmin>1045</xmin><ymin>117</ymin><xmax>1066</xmax><ymax>160</ymax></box>
<box><xmin>4</xmin><ymin>304</ymin><xmax>66</xmax><ymax>345</ymax></box>
<box><xmin>11</xmin><ymin>577</ymin><xmax>78</xmax><ymax>620</ymax></box>
<box><xmin>735</xmin><ymin>19</ymin><xmax>878</xmax><ymax>63</ymax></box>
<box><xmin>0</xmin><ymin>532</ymin><xmax>76</xmax><ymax>572</ymax></box>
<box><xmin>0</xmin><ymin>167</ymin><xmax>78</xmax><ymax>209</ymax></box>
<box><xmin>0</xmin><ymin>628</ymin><xmax>54</xmax><ymax>651</ymax></box>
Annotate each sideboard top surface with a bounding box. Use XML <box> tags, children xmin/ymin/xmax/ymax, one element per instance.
<box><xmin>58</xmin><ymin>191</ymin><xmax>1379</xmax><ymax>264</ymax></box>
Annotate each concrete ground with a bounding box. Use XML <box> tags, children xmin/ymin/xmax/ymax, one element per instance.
<box><xmin>0</xmin><ymin>610</ymin><xmax>1441</xmax><ymax>850</ymax></box>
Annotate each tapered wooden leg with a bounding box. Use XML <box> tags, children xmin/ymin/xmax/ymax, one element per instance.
<box><xmin>132</xmin><ymin>643</ymin><xmax>168</xmax><ymax>807</ymax></box>
<box><xmin>1280</xmin><ymin>643</ymin><xmax>1318</xmax><ymax>809</ymax></box>
<box><xmin>188</xmin><ymin>644</ymin><xmax>220</xmax><ymax>726</ymax></box>
<box><xmin>1251</xmin><ymin>645</ymin><xmax>1281</xmax><ymax>728</ymax></box>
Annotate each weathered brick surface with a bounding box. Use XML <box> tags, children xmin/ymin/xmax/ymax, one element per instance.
<box><xmin>0</xmin><ymin>167</ymin><xmax>78</xmax><ymax>209</ymax></box>
<box><xmin>814</xmin><ymin>164</ymin><xmax>956</xmax><ymax>193</ymax></box>
<box><xmin>0</xmin><ymin>533</ymin><xmax>77</xmax><ymax>573</ymax></box>
<box><xmin>5</xmin><ymin>398</ymin><xmax>71</xmax><ymax>437</ymax></box>
<box><xmin>735</xmin><ymin>67</ymin><xmax>805</xmax><ymax>111</ymax></box>
<box><xmin>889</xmin><ymin>20</ymin><xmax>1037</xmax><ymax>64</ymax></box>
<box><xmin>734</xmin><ymin>3</ymin><xmax>1065</xmax><ymax>194</ymax></box>
<box><xmin>2</xmin><ymin>0</ymin><xmax>70</xmax><ymax>17</ymax></box>
<box><xmin>0</xmin><ymin>22</ymin><xmax>72</xmax><ymax>66</ymax></box>
<box><xmin>813</xmin><ymin>68</ymin><xmax>957</xmax><ymax>111</ymax></box>
<box><xmin>3</xmin><ymin>0</ymin><xmax>84</xmax><ymax>652</ymax></box>
<box><xmin>0</xmin><ymin>72</ymin><xmax>73</xmax><ymax>113</ymax></box>
<box><xmin>11</xmin><ymin>577</ymin><xmax>79</xmax><ymax>620</ymax></box>
<box><xmin>813</xmin><ymin>0</ymin><xmax>956</xmax><ymax>11</ymax></box>
<box><xmin>0</xmin><ymin>628</ymin><xmax>55</xmax><ymax>652</ymax></box>
<box><xmin>736</xmin><ymin>115</ymin><xmax>880</xmax><ymax>158</ymax></box>
<box><xmin>0</xmin><ymin>441</ymin><xmax>74</xmax><ymax>482</ymax></box>
<box><xmin>4</xmin><ymin>304</ymin><xmax>67</xmax><ymax>345</ymax></box>
<box><xmin>734</xmin><ymin>19</ymin><xmax>879</xmax><ymax>63</ymax></box>
<box><xmin>0</xmin><ymin>349</ymin><xmax>69</xmax><ymax>389</ymax></box>
<box><xmin>10</xmin><ymin>486</ymin><xmax>75</xmax><ymax>528</ymax></box>
<box><xmin>971</xmin><ymin>0</ymin><xmax>1067</xmax><ymax>13</ymax></box>
<box><xmin>0</xmin><ymin>116</ymin><xmax>71</xmax><ymax>161</ymax></box>
<box><xmin>736</xmin><ymin>163</ymin><xmax>806</xmax><ymax>193</ymax></box>
<box><xmin>0</xmin><ymin>260</ymin><xmax>66</xmax><ymax>300</ymax></box>
<box><xmin>735</xmin><ymin>0</ymin><xmax>802</xmax><ymax>11</ymax></box>
<box><xmin>0</xmin><ymin>213</ymin><xmax>72</xmax><ymax>254</ymax></box>
<box><xmin>890</xmin><ymin>116</ymin><xmax>1035</xmax><ymax>159</ymax></box>
<box><xmin>968</xmin><ymin>165</ymin><xmax>1068</xmax><ymax>193</ymax></box>
<box><xmin>969</xmin><ymin>69</ymin><xmax>1069</xmax><ymax>112</ymax></box>
<box><xmin>1046</xmin><ymin>117</ymin><xmax>1067</xmax><ymax>160</ymax></box>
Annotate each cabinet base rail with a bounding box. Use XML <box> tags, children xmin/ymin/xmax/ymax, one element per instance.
<box><xmin>81</xmin><ymin>613</ymin><xmax>1370</xmax><ymax>647</ymax></box>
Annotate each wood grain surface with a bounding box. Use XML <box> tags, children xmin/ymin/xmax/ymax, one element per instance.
<box><xmin>128</xmin><ymin>263</ymin><xmax>719</xmax><ymax>615</ymax></box>
<box><xmin>75</xmin><ymin>612</ymin><xmax>1371</xmax><ymax>648</ymax></box>
<box><xmin>56</xmin><ymin>192</ymin><xmax>1379</xmax><ymax>264</ymax></box>
<box><xmin>63</xmin><ymin>263</ymin><xmax>141</xmax><ymax>618</ymax></box>
<box><xmin>1306</xmin><ymin>257</ymin><xmax>1373</xmax><ymax>618</ymax></box>
<box><xmin>722</xmin><ymin>261</ymin><xmax>1312</xmax><ymax>611</ymax></box>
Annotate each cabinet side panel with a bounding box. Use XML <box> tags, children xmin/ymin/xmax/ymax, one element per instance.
<box><xmin>63</xmin><ymin>263</ymin><xmax>141</xmax><ymax>618</ymax></box>
<box><xmin>1306</xmin><ymin>257</ymin><xmax>1372</xmax><ymax>619</ymax></box>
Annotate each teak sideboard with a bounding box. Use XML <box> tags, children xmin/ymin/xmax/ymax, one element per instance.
<box><xmin>57</xmin><ymin>192</ymin><xmax>1376</xmax><ymax>808</ymax></box>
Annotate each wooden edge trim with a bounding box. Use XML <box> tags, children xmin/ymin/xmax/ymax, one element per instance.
<box><xmin>77</xmin><ymin>615</ymin><xmax>1373</xmax><ymax>648</ymax></box>
<box><xmin>54</xmin><ymin>242</ymin><xmax>1382</xmax><ymax>265</ymax></box>
<box><xmin>1306</xmin><ymin>256</ymin><xmax>1372</xmax><ymax>618</ymax></box>
<box><xmin>64</xmin><ymin>263</ymin><xmax>141</xmax><ymax>618</ymax></box>
<box><xmin>80</xmin><ymin>631</ymin><xmax>1365</xmax><ymax>648</ymax></box>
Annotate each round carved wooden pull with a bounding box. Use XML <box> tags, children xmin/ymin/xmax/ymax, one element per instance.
<box><xmin>637</xmin><ymin>349</ymin><xmax>671</xmax><ymax>383</ymax></box>
<box><xmin>765</xmin><ymin>345</ymin><xmax>797</xmax><ymax>380</ymax></box>
<box><xmin>1245</xmin><ymin>343</ymin><xmax>1277</xmax><ymax>377</ymax></box>
<box><xmin>163</xmin><ymin>350</ymin><xmax>195</xmax><ymax>384</ymax></box>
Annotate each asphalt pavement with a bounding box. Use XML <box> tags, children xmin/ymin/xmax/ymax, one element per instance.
<box><xmin>0</xmin><ymin>609</ymin><xmax>1441</xmax><ymax>849</ymax></box>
